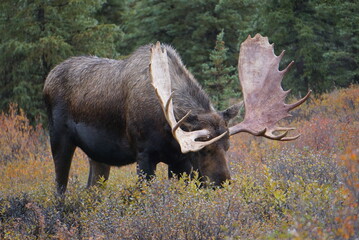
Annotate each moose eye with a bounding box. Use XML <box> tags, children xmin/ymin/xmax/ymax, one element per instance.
<box><xmin>195</xmin><ymin>134</ymin><xmax>212</xmax><ymax>142</ymax></box>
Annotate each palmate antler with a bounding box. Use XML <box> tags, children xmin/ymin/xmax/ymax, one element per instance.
<box><xmin>228</xmin><ymin>34</ymin><xmax>311</xmax><ymax>140</ymax></box>
<box><xmin>150</xmin><ymin>42</ymin><xmax>227</xmax><ymax>153</ymax></box>
<box><xmin>151</xmin><ymin>35</ymin><xmax>310</xmax><ymax>153</ymax></box>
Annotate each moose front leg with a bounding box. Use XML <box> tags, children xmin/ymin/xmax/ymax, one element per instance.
<box><xmin>136</xmin><ymin>151</ymin><xmax>157</xmax><ymax>181</ymax></box>
<box><xmin>168</xmin><ymin>159</ymin><xmax>193</xmax><ymax>179</ymax></box>
<box><xmin>87</xmin><ymin>158</ymin><xmax>111</xmax><ymax>188</ymax></box>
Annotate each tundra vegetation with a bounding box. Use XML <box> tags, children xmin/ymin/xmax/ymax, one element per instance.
<box><xmin>0</xmin><ymin>86</ymin><xmax>358</xmax><ymax>239</ymax></box>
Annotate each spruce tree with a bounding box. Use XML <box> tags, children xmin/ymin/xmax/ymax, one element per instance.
<box><xmin>319</xmin><ymin>1</ymin><xmax>359</xmax><ymax>88</ymax></box>
<box><xmin>0</xmin><ymin>0</ymin><xmax>122</xmax><ymax>121</ymax></box>
<box><xmin>255</xmin><ymin>0</ymin><xmax>358</xmax><ymax>95</ymax></box>
<box><xmin>202</xmin><ymin>30</ymin><xmax>239</xmax><ymax>110</ymax></box>
<box><xmin>119</xmin><ymin>0</ymin><xmax>257</xmax><ymax>84</ymax></box>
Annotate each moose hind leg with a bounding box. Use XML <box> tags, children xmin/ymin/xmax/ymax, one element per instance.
<box><xmin>87</xmin><ymin>159</ymin><xmax>111</xmax><ymax>188</ymax></box>
<box><xmin>50</xmin><ymin>134</ymin><xmax>76</xmax><ymax>195</ymax></box>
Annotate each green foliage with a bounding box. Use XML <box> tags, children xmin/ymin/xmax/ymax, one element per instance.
<box><xmin>96</xmin><ymin>0</ymin><xmax>128</xmax><ymax>25</ymax></box>
<box><xmin>202</xmin><ymin>30</ymin><xmax>239</xmax><ymax>110</ymax></box>
<box><xmin>119</xmin><ymin>0</ymin><xmax>256</xmax><ymax>81</ymax></box>
<box><xmin>319</xmin><ymin>1</ymin><xmax>359</xmax><ymax>89</ymax></box>
<box><xmin>0</xmin><ymin>0</ymin><xmax>122</xmax><ymax>121</ymax></box>
<box><xmin>1</xmin><ymin>0</ymin><xmax>358</xmax><ymax>121</ymax></box>
<box><xmin>255</xmin><ymin>0</ymin><xmax>358</xmax><ymax>95</ymax></box>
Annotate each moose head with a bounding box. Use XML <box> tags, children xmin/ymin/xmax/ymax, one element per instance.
<box><xmin>150</xmin><ymin>34</ymin><xmax>311</xmax><ymax>185</ymax></box>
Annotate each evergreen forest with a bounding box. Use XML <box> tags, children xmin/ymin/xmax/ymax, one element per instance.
<box><xmin>1</xmin><ymin>0</ymin><xmax>358</xmax><ymax>120</ymax></box>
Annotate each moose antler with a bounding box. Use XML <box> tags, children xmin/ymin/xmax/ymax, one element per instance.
<box><xmin>229</xmin><ymin>34</ymin><xmax>311</xmax><ymax>140</ymax></box>
<box><xmin>150</xmin><ymin>42</ymin><xmax>227</xmax><ymax>153</ymax></box>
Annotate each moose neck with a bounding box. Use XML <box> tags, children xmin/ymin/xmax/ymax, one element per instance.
<box><xmin>165</xmin><ymin>49</ymin><xmax>213</xmax><ymax>119</ymax></box>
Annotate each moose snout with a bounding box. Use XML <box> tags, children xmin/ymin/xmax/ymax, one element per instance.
<box><xmin>198</xmin><ymin>150</ymin><xmax>231</xmax><ymax>187</ymax></box>
<box><xmin>211</xmin><ymin>167</ymin><xmax>231</xmax><ymax>186</ymax></box>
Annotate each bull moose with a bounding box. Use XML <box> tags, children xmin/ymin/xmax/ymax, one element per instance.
<box><xmin>43</xmin><ymin>34</ymin><xmax>311</xmax><ymax>194</ymax></box>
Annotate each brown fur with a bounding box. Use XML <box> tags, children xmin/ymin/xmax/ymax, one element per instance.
<box><xmin>43</xmin><ymin>44</ymin><xmax>238</xmax><ymax>194</ymax></box>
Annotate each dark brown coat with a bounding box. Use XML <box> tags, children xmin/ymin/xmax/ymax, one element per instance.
<box><xmin>44</xmin><ymin>44</ymin><xmax>238</xmax><ymax>194</ymax></box>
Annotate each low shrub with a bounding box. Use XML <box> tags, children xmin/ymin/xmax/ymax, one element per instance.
<box><xmin>0</xmin><ymin>86</ymin><xmax>358</xmax><ymax>239</ymax></box>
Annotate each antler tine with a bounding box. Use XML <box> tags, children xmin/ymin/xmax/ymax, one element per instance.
<box><xmin>265</xmin><ymin>131</ymin><xmax>288</xmax><ymax>140</ymax></box>
<box><xmin>281</xmin><ymin>61</ymin><xmax>295</xmax><ymax>75</ymax></box>
<box><xmin>150</xmin><ymin>41</ymin><xmax>227</xmax><ymax>153</ymax></box>
<box><xmin>265</xmin><ymin>127</ymin><xmax>297</xmax><ymax>140</ymax></box>
<box><xmin>286</xmin><ymin>90</ymin><xmax>312</xmax><ymax>111</ymax></box>
<box><xmin>172</xmin><ymin>110</ymin><xmax>192</xmax><ymax>134</ymax></box>
<box><xmin>229</xmin><ymin>34</ymin><xmax>311</xmax><ymax>141</ymax></box>
<box><xmin>162</xmin><ymin>91</ymin><xmax>192</xmax><ymax>133</ymax></box>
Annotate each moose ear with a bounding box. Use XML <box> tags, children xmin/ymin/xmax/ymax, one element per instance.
<box><xmin>220</xmin><ymin>102</ymin><xmax>243</xmax><ymax>122</ymax></box>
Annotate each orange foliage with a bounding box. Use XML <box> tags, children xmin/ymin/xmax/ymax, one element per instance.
<box><xmin>227</xmin><ymin>86</ymin><xmax>359</xmax><ymax>238</ymax></box>
<box><xmin>0</xmin><ymin>86</ymin><xmax>358</xmax><ymax>239</ymax></box>
<box><xmin>295</xmin><ymin>86</ymin><xmax>359</xmax><ymax>152</ymax></box>
<box><xmin>0</xmin><ymin>103</ymin><xmax>93</xmax><ymax>193</ymax></box>
<box><xmin>335</xmin><ymin>149</ymin><xmax>359</xmax><ymax>239</ymax></box>
<box><xmin>229</xmin><ymin>85</ymin><xmax>359</xmax><ymax>157</ymax></box>
<box><xmin>0</xmin><ymin>103</ymin><xmax>45</xmax><ymax>163</ymax></box>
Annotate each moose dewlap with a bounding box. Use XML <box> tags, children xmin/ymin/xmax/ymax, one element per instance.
<box><xmin>43</xmin><ymin>34</ymin><xmax>310</xmax><ymax>194</ymax></box>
